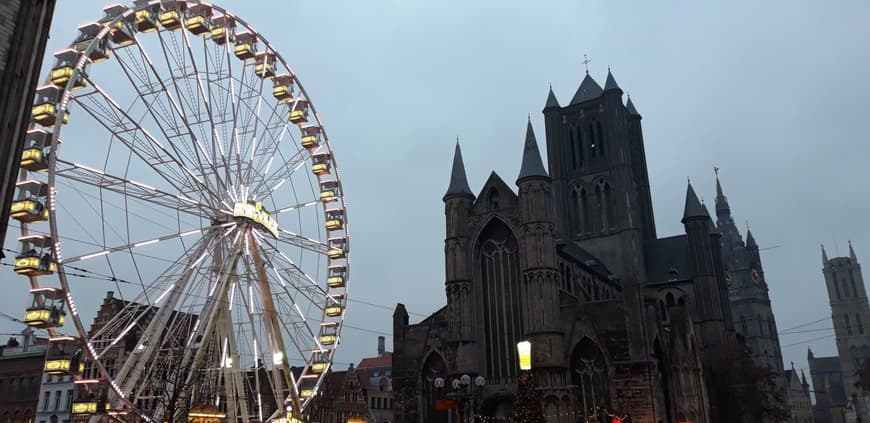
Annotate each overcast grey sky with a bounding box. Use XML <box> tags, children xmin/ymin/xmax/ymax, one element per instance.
<box><xmin>2</xmin><ymin>0</ymin><xmax>868</xmax><ymax>384</ymax></box>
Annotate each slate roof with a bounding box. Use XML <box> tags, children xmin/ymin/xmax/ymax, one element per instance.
<box><xmin>570</xmin><ymin>74</ymin><xmax>603</xmax><ymax>105</ymax></box>
<box><xmin>556</xmin><ymin>240</ymin><xmax>615</xmax><ymax>282</ymax></box>
<box><xmin>811</xmin><ymin>356</ymin><xmax>842</xmax><ymax>374</ymax></box>
<box><xmin>626</xmin><ymin>97</ymin><xmax>640</xmax><ymax>116</ymax></box>
<box><xmin>603</xmin><ymin>69</ymin><xmax>621</xmax><ymax>92</ymax></box>
<box><xmin>682</xmin><ymin>183</ymin><xmax>708</xmax><ymax>222</ymax></box>
<box><xmin>517</xmin><ymin>120</ymin><xmax>548</xmax><ymax>181</ymax></box>
<box><xmin>445</xmin><ymin>142</ymin><xmax>473</xmax><ymax>197</ymax></box>
<box><xmin>544</xmin><ymin>86</ymin><xmax>560</xmax><ymax>109</ymax></box>
<box><xmin>358</xmin><ymin>355</ymin><xmax>392</xmax><ymax>370</ymax></box>
<box><xmin>644</xmin><ymin>235</ymin><xmax>691</xmax><ymax>283</ymax></box>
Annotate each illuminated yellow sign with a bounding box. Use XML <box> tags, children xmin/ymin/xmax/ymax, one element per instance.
<box><xmin>233</xmin><ymin>201</ymin><xmax>279</xmax><ymax>238</ymax></box>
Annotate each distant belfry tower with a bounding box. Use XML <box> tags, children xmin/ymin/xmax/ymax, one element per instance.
<box><xmin>715</xmin><ymin>173</ymin><xmax>785</xmax><ymax>374</ymax></box>
<box><xmin>822</xmin><ymin>242</ymin><xmax>870</xmax><ymax>415</ymax></box>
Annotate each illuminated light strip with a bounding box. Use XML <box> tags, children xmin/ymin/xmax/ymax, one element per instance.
<box><xmin>72</xmin><ymin>162</ymin><xmax>105</xmax><ymax>175</ymax></box>
<box><xmin>277</xmin><ymin>201</ymin><xmax>317</xmax><ymax>213</ymax></box>
<box><xmin>293</xmin><ymin>303</ymin><xmax>306</xmax><ymax>323</ymax></box>
<box><xmin>279</xmin><ymin>251</ymin><xmax>319</xmax><ymax>286</ymax></box>
<box><xmin>133</xmin><ymin>239</ymin><xmax>159</xmax><ymax>247</ymax></box>
<box><xmin>271</xmin><ymin>178</ymin><xmax>287</xmax><ymax>192</ymax></box>
<box><xmin>228</xmin><ymin>282</ymin><xmax>237</xmax><ymax>311</ymax></box>
<box><xmin>187</xmin><ymin>318</ymin><xmax>202</xmax><ymax>346</ymax></box>
<box><xmin>129</xmin><ymin>180</ymin><xmax>155</xmax><ymax>191</ymax></box>
<box><xmin>271</xmin><ymin>267</ymin><xmax>287</xmax><ymax>287</ymax></box>
<box><xmin>263</xmin><ymin>156</ymin><xmax>275</xmax><ymax>176</ymax></box>
<box><xmin>195</xmin><ymin>138</ymin><xmax>214</xmax><ymax>166</ymax></box>
<box><xmin>190</xmin><ymin>251</ymin><xmax>209</xmax><ymax>269</ymax></box>
<box><xmin>181</xmin><ymin>229</ymin><xmax>201</xmax><ymax>237</ymax></box>
<box><xmin>79</xmin><ymin>250</ymin><xmax>110</xmax><ymax>261</ymax></box>
<box><xmin>155</xmin><ymin>284</ymin><xmax>175</xmax><ymax>305</ymax></box>
<box><xmin>98</xmin><ymin>321</ymin><xmax>138</xmax><ymax>358</ymax></box>
<box><xmin>73</xmin><ymin>379</ymin><xmax>101</xmax><ymax>384</ymax></box>
<box><xmin>49</xmin><ymin>336</ymin><xmax>76</xmax><ymax>342</ymax></box>
<box><xmin>176</xmin><ymin>194</ymin><xmax>198</xmax><ymax>204</ymax></box>
<box><xmin>249</xmin><ymin>284</ymin><xmax>254</xmax><ymax>310</ymax></box>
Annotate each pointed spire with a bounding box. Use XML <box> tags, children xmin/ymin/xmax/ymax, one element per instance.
<box><xmin>822</xmin><ymin>244</ymin><xmax>829</xmax><ymax>264</ymax></box>
<box><xmin>714</xmin><ymin>167</ymin><xmax>731</xmax><ymax>216</ymax></box>
<box><xmin>807</xmin><ymin>346</ymin><xmax>814</xmax><ymax>360</ymax></box>
<box><xmin>603</xmin><ymin>68</ymin><xmax>622</xmax><ymax>92</ymax></box>
<box><xmin>570</xmin><ymin>74</ymin><xmax>603</xmax><ymax>105</ymax></box>
<box><xmin>746</xmin><ymin>229</ymin><xmax>757</xmax><ymax>248</ymax></box>
<box><xmin>801</xmin><ymin>369</ymin><xmax>809</xmax><ymax>386</ymax></box>
<box><xmin>544</xmin><ymin>84</ymin><xmax>560</xmax><ymax>110</ymax></box>
<box><xmin>517</xmin><ymin>118</ymin><xmax>548</xmax><ymax>182</ymax></box>
<box><xmin>625</xmin><ymin>95</ymin><xmax>640</xmax><ymax>116</ymax></box>
<box><xmin>850</xmin><ymin>240</ymin><xmax>857</xmax><ymax>260</ymax></box>
<box><xmin>701</xmin><ymin>203</ymin><xmax>719</xmax><ymax>234</ymax></box>
<box><xmin>444</xmin><ymin>141</ymin><xmax>473</xmax><ymax>199</ymax></box>
<box><xmin>682</xmin><ymin>182</ymin><xmax>708</xmax><ymax>223</ymax></box>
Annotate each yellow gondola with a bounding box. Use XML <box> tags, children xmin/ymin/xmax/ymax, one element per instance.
<box><xmin>135</xmin><ymin>9</ymin><xmax>157</xmax><ymax>32</ymax></box>
<box><xmin>311</xmin><ymin>361</ymin><xmax>328</xmax><ymax>372</ymax></box>
<box><xmin>23</xmin><ymin>306</ymin><xmax>65</xmax><ymax>328</ymax></box>
<box><xmin>327</xmin><ymin>275</ymin><xmax>345</xmax><ymax>288</ymax></box>
<box><xmin>159</xmin><ymin>10</ymin><xmax>182</xmax><ymax>30</ymax></box>
<box><xmin>14</xmin><ymin>255</ymin><xmax>56</xmax><ymax>275</ymax></box>
<box><xmin>311</xmin><ymin>162</ymin><xmax>330</xmax><ymax>176</ymax></box>
<box><xmin>327</xmin><ymin>248</ymin><xmax>345</xmax><ymax>259</ymax></box>
<box><xmin>320</xmin><ymin>189</ymin><xmax>336</xmax><ymax>202</ymax></box>
<box><xmin>32</xmin><ymin>103</ymin><xmax>70</xmax><ymax>127</ymax></box>
<box><xmin>49</xmin><ymin>66</ymin><xmax>87</xmax><ymax>90</ymax></box>
<box><xmin>325</xmin><ymin>219</ymin><xmax>343</xmax><ymax>231</ymax></box>
<box><xmin>185</xmin><ymin>15</ymin><xmax>209</xmax><ymax>35</ymax></box>
<box><xmin>109</xmin><ymin>21</ymin><xmax>135</xmax><ymax>47</ymax></box>
<box><xmin>20</xmin><ymin>148</ymin><xmax>46</xmax><ymax>172</ymax></box>
<box><xmin>234</xmin><ymin>42</ymin><xmax>255</xmax><ymax>60</ymax></box>
<box><xmin>71</xmin><ymin>402</ymin><xmax>99</xmax><ymax>414</ymax></box>
<box><xmin>10</xmin><ymin>199</ymin><xmax>49</xmax><ymax>223</ymax></box>
<box><xmin>325</xmin><ymin>305</ymin><xmax>343</xmax><ymax>317</ymax></box>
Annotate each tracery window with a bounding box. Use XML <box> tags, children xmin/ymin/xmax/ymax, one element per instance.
<box><xmin>476</xmin><ymin>219</ymin><xmax>522</xmax><ymax>384</ymax></box>
<box><xmin>571</xmin><ymin>338</ymin><xmax>610</xmax><ymax>419</ymax></box>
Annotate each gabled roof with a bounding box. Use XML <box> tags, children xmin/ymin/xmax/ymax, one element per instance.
<box><xmin>570</xmin><ymin>73</ymin><xmax>603</xmax><ymax>105</ymax></box>
<box><xmin>517</xmin><ymin>119</ymin><xmax>548</xmax><ymax>182</ymax></box>
<box><xmin>445</xmin><ymin>142</ymin><xmax>473</xmax><ymax>198</ymax></box>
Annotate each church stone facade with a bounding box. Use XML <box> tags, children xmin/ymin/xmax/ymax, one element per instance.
<box><xmin>392</xmin><ymin>70</ymin><xmax>779</xmax><ymax>422</ymax></box>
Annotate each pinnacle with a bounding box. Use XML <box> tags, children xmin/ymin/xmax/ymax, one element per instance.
<box><xmin>681</xmin><ymin>182</ymin><xmax>708</xmax><ymax>223</ymax></box>
<box><xmin>445</xmin><ymin>141</ymin><xmax>473</xmax><ymax>199</ymax></box>
<box><xmin>517</xmin><ymin>119</ymin><xmax>548</xmax><ymax>182</ymax></box>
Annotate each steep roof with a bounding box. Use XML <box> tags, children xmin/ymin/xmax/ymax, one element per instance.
<box><xmin>544</xmin><ymin>86</ymin><xmax>560</xmax><ymax>110</ymax></box>
<box><xmin>517</xmin><ymin>119</ymin><xmax>548</xmax><ymax>181</ymax></box>
<box><xmin>681</xmin><ymin>182</ymin><xmax>709</xmax><ymax>222</ymax></box>
<box><xmin>444</xmin><ymin>142</ymin><xmax>473</xmax><ymax>198</ymax></box>
<box><xmin>570</xmin><ymin>73</ymin><xmax>603</xmax><ymax>105</ymax></box>
<box><xmin>626</xmin><ymin>97</ymin><xmax>640</xmax><ymax>116</ymax></box>
<box><xmin>603</xmin><ymin>69</ymin><xmax>621</xmax><ymax>92</ymax></box>
<box><xmin>746</xmin><ymin>229</ymin><xmax>757</xmax><ymax>247</ymax></box>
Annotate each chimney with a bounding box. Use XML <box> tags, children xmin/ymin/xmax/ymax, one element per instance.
<box><xmin>21</xmin><ymin>327</ymin><xmax>34</xmax><ymax>351</ymax></box>
<box><xmin>377</xmin><ymin>336</ymin><xmax>385</xmax><ymax>356</ymax></box>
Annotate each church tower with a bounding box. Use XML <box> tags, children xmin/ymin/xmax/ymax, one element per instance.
<box><xmin>822</xmin><ymin>242</ymin><xmax>870</xmax><ymax>411</ymax></box>
<box><xmin>542</xmin><ymin>69</ymin><xmax>654</xmax><ymax>361</ymax></box>
<box><xmin>443</xmin><ymin>143</ymin><xmax>477</xmax><ymax>373</ymax></box>
<box><xmin>515</xmin><ymin>120</ymin><xmax>566</xmax><ymax>390</ymax></box>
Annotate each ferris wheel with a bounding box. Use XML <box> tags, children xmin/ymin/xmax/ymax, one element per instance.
<box><xmin>10</xmin><ymin>1</ymin><xmax>349</xmax><ymax>421</ymax></box>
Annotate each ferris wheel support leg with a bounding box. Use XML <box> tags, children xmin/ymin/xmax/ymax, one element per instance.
<box><xmin>174</xmin><ymin>234</ymin><xmax>245</xmax><ymax>417</ymax></box>
<box><xmin>248</xmin><ymin>232</ymin><xmax>302</xmax><ymax>416</ymax></box>
<box><xmin>217</xmin><ymin>301</ymin><xmax>251</xmax><ymax>422</ymax></box>
<box><xmin>110</xmin><ymin>233</ymin><xmax>217</xmax><ymax>409</ymax></box>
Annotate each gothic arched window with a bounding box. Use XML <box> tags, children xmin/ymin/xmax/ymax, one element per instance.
<box><xmin>571</xmin><ymin>338</ymin><xmax>610</xmax><ymax>419</ymax></box>
<box><xmin>596</xmin><ymin>120</ymin><xmax>605</xmax><ymax>157</ymax></box>
<box><xmin>571</xmin><ymin>189</ymin><xmax>581</xmax><ymax>234</ymax></box>
<box><xmin>475</xmin><ymin>219</ymin><xmax>522</xmax><ymax>384</ymax></box>
<box><xmin>580</xmin><ymin>189</ymin><xmax>590</xmax><ymax>233</ymax></box>
<box><xmin>569</xmin><ymin>127</ymin><xmax>578</xmax><ymax>170</ymax></box>
<box><xmin>603</xmin><ymin>183</ymin><xmax>614</xmax><ymax>229</ymax></box>
<box><xmin>835</xmin><ymin>278</ymin><xmax>842</xmax><ymax>299</ymax></box>
<box><xmin>845</xmin><ymin>314</ymin><xmax>853</xmax><ymax>336</ymax></box>
<box><xmin>594</xmin><ymin>184</ymin><xmax>603</xmax><ymax>232</ymax></box>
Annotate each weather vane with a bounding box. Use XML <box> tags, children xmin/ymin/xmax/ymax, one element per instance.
<box><xmin>582</xmin><ymin>53</ymin><xmax>591</xmax><ymax>74</ymax></box>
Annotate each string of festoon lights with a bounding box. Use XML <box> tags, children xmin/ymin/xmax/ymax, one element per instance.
<box><xmin>463</xmin><ymin>406</ymin><xmax>630</xmax><ymax>422</ymax></box>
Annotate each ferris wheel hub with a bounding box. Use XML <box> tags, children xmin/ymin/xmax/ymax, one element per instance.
<box><xmin>232</xmin><ymin>200</ymin><xmax>279</xmax><ymax>238</ymax></box>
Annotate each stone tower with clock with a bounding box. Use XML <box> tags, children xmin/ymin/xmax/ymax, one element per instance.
<box><xmin>715</xmin><ymin>173</ymin><xmax>785</xmax><ymax>375</ymax></box>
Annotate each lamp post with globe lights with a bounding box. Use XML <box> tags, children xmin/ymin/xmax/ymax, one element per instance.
<box><xmin>433</xmin><ymin>374</ymin><xmax>486</xmax><ymax>423</ymax></box>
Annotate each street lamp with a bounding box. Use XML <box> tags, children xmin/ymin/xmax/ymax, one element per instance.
<box><xmin>433</xmin><ymin>374</ymin><xmax>486</xmax><ymax>423</ymax></box>
<box><xmin>517</xmin><ymin>340</ymin><xmax>532</xmax><ymax>371</ymax></box>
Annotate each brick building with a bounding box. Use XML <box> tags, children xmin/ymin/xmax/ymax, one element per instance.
<box><xmin>357</xmin><ymin>336</ymin><xmax>393</xmax><ymax>422</ymax></box>
<box><xmin>0</xmin><ymin>328</ymin><xmax>49</xmax><ymax>423</ymax></box>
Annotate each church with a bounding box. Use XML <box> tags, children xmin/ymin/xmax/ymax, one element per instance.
<box><xmin>392</xmin><ymin>69</ymin><xmax>779</xmax><ymax>423</ymax></box>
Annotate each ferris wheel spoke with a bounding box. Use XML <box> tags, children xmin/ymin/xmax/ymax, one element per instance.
<box><xmin>111</xmin><ymin>40</ymin><xmax>223</xmax><ymax>201</ymax></box>
<box><xmin>54</xmin><ymin>159</ymin><xmax>219</xmax><ymax>219</ymax></box>
<box><xmin>71</xmin><ymin>84</ymin><xmax>212</xmax><ymax>203</ymax></box>
<box><xmin>273</xmin><ymin>229</ymin><xmax>329</xmax><ymax>256</ymax></box>
<box><xmin>250</xmin><ymin>147</ymin><xmax>308</xmax><ymax>198</ymax></box>
<box><xmin>274</xmin><ymin>200</ymin><xmax>319</xmax><ymax>214</ymax></box>
<box><xmin>152</xmin><ymin>25</ymin><xmax>230</xmax><ymax>196</ymax></box>
<box><xmin>61</xmin><ymin>222</ymin><xmax>233</xmax><ymax>265</ymax></box>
